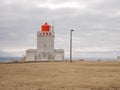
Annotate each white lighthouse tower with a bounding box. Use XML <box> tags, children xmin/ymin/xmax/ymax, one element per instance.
<box><xmin>37</xmin><ymin>22</ymin><xmax>54</xmax><ymax>60</ymax></box>
<box><xmin>25</xmin><ymin>22</ymin><xmax>64</xmax><ymax>61</ymax></box>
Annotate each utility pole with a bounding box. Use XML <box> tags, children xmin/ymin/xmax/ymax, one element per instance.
<box><xmin>70</xmin><ymin>29</ymin><xmax>74</xmax><ymax>63</ymax></box>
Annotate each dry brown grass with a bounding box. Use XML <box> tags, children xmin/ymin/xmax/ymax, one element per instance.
<box><xmin>0</xmin><ymin>61</ymin><xmax>120</xmax><ymax>90</ymax></box>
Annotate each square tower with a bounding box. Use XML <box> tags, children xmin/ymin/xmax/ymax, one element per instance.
<box><xmin>37</xmin><ymin>22</ymin><xmax>54</xmax><ymax>60</ymax></box>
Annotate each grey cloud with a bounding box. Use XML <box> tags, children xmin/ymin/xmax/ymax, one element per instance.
<box><xmin>0</xmin><ymin>0</ymin><xmax>120</xmax><ymax>58</ymax></box>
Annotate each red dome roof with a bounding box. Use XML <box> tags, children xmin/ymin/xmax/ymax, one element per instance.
<box><xmin>41</xmin><ymin>22</ymin><xmax>51</xmax><ymax>32</ymax></box>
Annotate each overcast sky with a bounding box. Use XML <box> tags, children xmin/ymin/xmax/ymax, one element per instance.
<box><xmin>0</xmin><ymin>0</ymin><xmax>120</xmax><ymax>58</ymax></box>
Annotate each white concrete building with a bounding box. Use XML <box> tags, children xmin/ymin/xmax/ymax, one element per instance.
<box><xmin>25</xmin><ymin>22</ymin><xmax>64</xmax><ymax>61</ymax></box>
<box><xmin>117</xmin><ymin>56</ymin><xmax>120</xmax><ymax>61</ymax></box>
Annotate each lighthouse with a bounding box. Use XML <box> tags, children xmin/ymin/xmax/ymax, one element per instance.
<box><xmin>25</xmin><ymin>22</ymin><xmax>64</xmax><ymax>61</ymax></box>
<box><xmin>37</xmin><ymin>22</ymin><xmax>54</xmax><ymax>60</ymax></box>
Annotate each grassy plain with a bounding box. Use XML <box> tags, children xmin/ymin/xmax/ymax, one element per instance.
<box><xmin>0</xmin><ymin>61</ymin><xmax>120</xmax><ymax>90</ymax></box>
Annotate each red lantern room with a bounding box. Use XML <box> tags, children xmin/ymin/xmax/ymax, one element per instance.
<box><xmin>41</xmin><ymin>22</ymin><xmax>51</xmax><ymax>32</ymax></box>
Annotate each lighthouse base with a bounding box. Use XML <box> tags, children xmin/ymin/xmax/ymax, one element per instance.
<box><xmin>25</xmin><ymin>49</ymin><xmax>64</xmax><ymax>61</ymax></box>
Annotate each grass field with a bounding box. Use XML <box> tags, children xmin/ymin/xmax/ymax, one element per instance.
<box><xmin>0</xmin><ymin>61</ymin><xmax>120</xmax><ymax>90</ymax></box>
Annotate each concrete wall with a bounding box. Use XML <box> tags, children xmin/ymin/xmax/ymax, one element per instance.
<box><xmin>36</xmin><ymin>52</ymin><xmax>54</xmax><ymax>61</ymax></box>
<box><xmin>26</xmin><ymin>49</ymin><xmax>37</xmax><ymax>61</ymax></box>
<box><xmin>117</xmin><ymin>56</ymin><xmax>120</xmax><ymax>61</ymax></box>
<box><xmin>37</xmin><ymin>31</ymin><xmax>54</xmax><ymax>52</ymax></box>
<box><xmin>36</xmin><ymin>31</ymin><xmax>54</xmax><ymax>60</ymax></box>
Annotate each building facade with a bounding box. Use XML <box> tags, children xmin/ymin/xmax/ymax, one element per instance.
<box><xmin>117</xmin><ymin>56</ymin><xmax>120</xmax><ymax>61</ymax></box>
<box><xmin>25</xmin><ymin>22</ymin><xmax>64</xmax><ymax>61</ymax></box>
